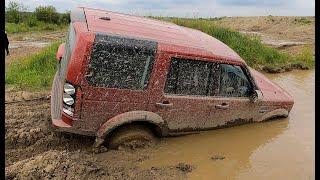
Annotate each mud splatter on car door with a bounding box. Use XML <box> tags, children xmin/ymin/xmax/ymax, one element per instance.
<box><xmin>148</xmin><ymin>55</ymin><xmax>260</xmax><ymax>132</ymax></box>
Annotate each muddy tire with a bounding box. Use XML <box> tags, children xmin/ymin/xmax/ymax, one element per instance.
<box><xmin>108</xmin><ymin>124</ymin><xmax>156</xmax><ymax>150</ymax></box>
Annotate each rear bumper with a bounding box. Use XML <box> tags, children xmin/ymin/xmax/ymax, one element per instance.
<box><xmin>51</xmin><ymin>117</ymin><xmax>94</xmax><ymax>136</ymax></box>
<box><xmin>50</xmin><ymin>72</ymin><xmax>95</xmax><ymax>136</ymax></box>
<box><xmin>52</xmin><ymin>118</ymin><xmax>72</xmax><ymax>128</ymax></box>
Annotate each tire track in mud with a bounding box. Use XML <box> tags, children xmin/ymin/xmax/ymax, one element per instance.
<box><xmin>5</xmin><ymin>96</ymin><xmax>50</xmax><ymax>104</ymax></box>
<box><xmin>5</xmin><ymin>94</ymin><xmax>190</xmax><ymax>180</ymax></box>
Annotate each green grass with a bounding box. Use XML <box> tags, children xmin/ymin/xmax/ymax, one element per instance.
<box><xmin>293</xmin><ymin>47</ymin><xmax>315</xmax><ymax>67</ymax></box>
<box><xmin>5</xmin><ymin>22</ymin><xmax>66</xmax><ymax>33</ymax></box>
<box><xmin>293</xmin><ymin>17</ymin><xmax>312</xmax><ymax>25</ymax></box>
<box><xmin>154</xmin><ymin>17</ymin><xmax>314</xmax><ymax>70</ymax></box>
<box><xmin>5</xmin><ymin>42</ymin><xmax>60</xmax><ymax>90</ymax></box>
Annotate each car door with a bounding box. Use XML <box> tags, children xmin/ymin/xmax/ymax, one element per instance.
<box><xmin>148</xmin><ymin>54</ymin><xmax>259</xmax><ymax>133</ymax></box>
<box><xmin>148</xmin><ymin>55</ymin><xmax>220</xmax><ymax>132</ymax></box>
<box><xmin>203</xmin><ymin>63</ymin><xmax>260</xmax><ymax>128</ymax></box>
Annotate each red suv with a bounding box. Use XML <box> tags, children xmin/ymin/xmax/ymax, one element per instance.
<box><xmin>51</xmin><ymin>7</ymin><xmax>294</xmax><ymax>149</ymax></box>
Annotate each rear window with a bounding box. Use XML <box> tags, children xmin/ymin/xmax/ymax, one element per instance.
<box><xmin>86</xmin><ymin>34</ymin><xmax>158</xmax><ymax>90</ymax></box>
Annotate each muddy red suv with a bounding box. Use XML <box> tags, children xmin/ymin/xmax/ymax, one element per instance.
<box><xmin>51</xmin><ymin>7</ymin><xmax>294</xmax><ymax>148</ymax></box>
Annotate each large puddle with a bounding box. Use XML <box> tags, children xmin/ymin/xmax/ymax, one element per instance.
<box><xmin>140</xmin><ymin>70</ymin><xmax>314</xmax><ymax>179</ymax></box>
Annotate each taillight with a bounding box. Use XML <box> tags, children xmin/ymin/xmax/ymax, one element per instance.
<box><xmin>63</xmin><ymin>93</ymin><xmax>74</xmax><ymax>105</ymax></box>
<box><xmin>64</xmin><ymin>83</ymin><xmax>75</xmax><ymax>95</ymax></box>
<box><xmin>63</xmin><ymin>82</ymin><xmax>75</xmax><ymax>117</ymax></box>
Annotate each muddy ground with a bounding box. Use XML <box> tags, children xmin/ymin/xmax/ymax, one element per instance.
<box><xmin>5</xmin><ymin>16</ymin><xmax>315</xmax><ymax>179</ymax></box>
<box><xmin>4</xmin><ymin>29</ymin><xmax>193</xmax><ymax>180</ymax></box>
<box><xmin>5</xmin><ymin>90</ymin><xmax>193</xmax><ymax>180</ymax></box>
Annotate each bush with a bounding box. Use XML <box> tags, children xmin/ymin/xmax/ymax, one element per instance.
<box><xmin>5</xmin><ymin>1</ymin><xmax>25</xmax><ymax>23</ymax></box>
<box><xmin>5</xmin><ymin>2</ymin><xmax>70</xmax><ymax>33</ymax></box>
<box><xmin>24</xmin><ymin>14</ymin><xmax>38</xmax><ymax>27</ymax></box>
<box><xmin>294</xmin><ymin>47</ymin><xmax>315</xmax><ymax>67</ymax></box>
<box><xmin>59</xmin><ymin>11</ymin><xmax>71</xmax><ymax>24</ymax></box>
<box><xmin>293</xmin><ymin>17</ymin><xmax>312</xmax><ymax>25</ymax></box>
<box><xmin>35</xmin><ymin>5</ymin><xmax>60</xmax><ymax>24</ymax></box>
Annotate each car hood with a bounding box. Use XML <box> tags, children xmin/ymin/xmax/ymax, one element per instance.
<box><xmin>249</xmin><ymin>68</ymin><xmax>294</xmax><ymax>105</ymax></box>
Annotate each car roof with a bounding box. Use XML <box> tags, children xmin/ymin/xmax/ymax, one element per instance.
<box><xmin>74</xmin><ymin>7</ymin><xmax>244</xmax><ymax>63</ymax></box>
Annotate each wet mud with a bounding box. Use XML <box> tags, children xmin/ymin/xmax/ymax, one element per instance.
<box><xmin>5</xmin><ymin>70</ymin><xmax>314</xmax><ymax>179</ymax></box>
<box><xmin>5</xmin><ymin>91</ymin><xmax>188</xmax><ymax>180</ymax></box>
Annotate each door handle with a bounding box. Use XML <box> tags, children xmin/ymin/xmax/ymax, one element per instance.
<box><xmin>155</xmin><ymin>102</ymin><xmax>173</xmax><ymax>108</ymax></box>
<box><xmin>215</xmin><ymin>103</ymin><xmax>229</xmax><ymax>109</ymax></box>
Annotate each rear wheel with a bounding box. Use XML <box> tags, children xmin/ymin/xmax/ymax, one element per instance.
<box><xmin>108</xmin><ymin>124</ymin><xmax>156</xmax><ymax>150</ymax></box>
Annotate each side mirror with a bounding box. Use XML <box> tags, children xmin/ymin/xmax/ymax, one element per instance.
<box><xmin>250</xmin><ymin>90</ymin><xmax>263</xmax><ymax>102</ymax></box>
<box><xmin>56</xmin><ymin>43</ymin><xmax>65</xmax><ymax>62</ymax></box>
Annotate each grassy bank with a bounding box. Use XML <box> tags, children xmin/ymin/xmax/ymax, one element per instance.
<box><xmin>5</xmin><ymin>22</ymin><xmax>67</xmax><ymax>33</ymax></box>
<box><xmin>157</xmin><ymin>18</ymin><xmax>314</xmax><ymax>70</ymax></box>
<box><xmin>5</xmin><ymin>42</ymin><xmax>59</xmax><ymax>90</ymax></box>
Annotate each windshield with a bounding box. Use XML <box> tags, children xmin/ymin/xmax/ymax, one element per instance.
<box><xmin>59</xmin><ymin>23</ymin><xmax>76</xmax><ymax>81</ymax></box>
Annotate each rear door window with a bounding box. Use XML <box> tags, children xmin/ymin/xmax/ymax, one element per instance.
<box><xmin>86</xmin><ymin>34</ymin><xmax>158</xmax><ymax>90</ymax></box>
<box><xmin>165</xmin><ymin>58</ymin><xmax>218</xmax><ymax>96</ymax></box>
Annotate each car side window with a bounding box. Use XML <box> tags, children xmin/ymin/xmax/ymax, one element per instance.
<box><xmin>218</xmin><ymin>64</ymin><xmax>251</xmax><ymax>97</ymax></box>
<box><xmin>86</xmin><ymin>34</ymin><xmax>157</xmax><ymax>90</ymax></box>
<box><xmin>165</xmin><ymin>58</ymin><xmax>252</xmax><ymax>98</ymax></box>
<box><xmin>165</xmin><ymin>58</ymin><xmax>215</xmax><ymax>96</ymax></box>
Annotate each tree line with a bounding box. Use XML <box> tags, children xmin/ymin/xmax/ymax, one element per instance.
<box><xmin>5</xmin><ymin>1</ymin><xmax>70</xmax><ymax>26</ymax></box>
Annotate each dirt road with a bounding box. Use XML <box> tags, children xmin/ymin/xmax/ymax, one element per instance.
<box><xmin>5</xmin><ymin>30</ymin><xmax>66</xmax><ymax>64</ymax></box>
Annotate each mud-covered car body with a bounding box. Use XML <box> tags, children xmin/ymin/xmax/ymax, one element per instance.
<box><xmin>51</xmin><ymin>7</ymin><xmax>294</xmax><ymax>143</ymax></box>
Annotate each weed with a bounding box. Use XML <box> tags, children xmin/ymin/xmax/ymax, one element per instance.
<box><xmin>293</xmin><ymin>47</ymin><xmax>315</xmax><ymax>67</ymax></box>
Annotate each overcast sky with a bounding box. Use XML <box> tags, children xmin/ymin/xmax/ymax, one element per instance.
<box><xmin>5</xmin><ymin>0</ymin><xmax>315</xmax><ymax>17</ymax></box>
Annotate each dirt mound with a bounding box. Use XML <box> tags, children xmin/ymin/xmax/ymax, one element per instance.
<box><xmin>215</xmin><ymin>16</ymin><xmax>314</xmax><ymax>44</ymax></box>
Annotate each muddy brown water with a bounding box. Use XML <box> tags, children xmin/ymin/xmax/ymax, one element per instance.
<box><xmin>140</xmin><ymin>70</ymin><xmax>315</xmax><ymax>180</ymax></box>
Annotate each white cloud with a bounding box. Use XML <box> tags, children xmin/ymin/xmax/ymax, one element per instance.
<box><xmin>5</xmin><ymin>0</ymin><xmax>315</xmax><ymax>16</ymax></box>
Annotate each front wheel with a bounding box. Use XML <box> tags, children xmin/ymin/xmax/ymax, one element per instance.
<box><xmin>108</xmin><ymin>124</ymin><xmax>156</xmax><ymax>150</ymax></box>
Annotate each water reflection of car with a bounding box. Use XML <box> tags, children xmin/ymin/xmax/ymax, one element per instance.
<box><xmin>51</xmin><ymin>7</ymin><xmax>294</xmax><ymax>149</ymax></box>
